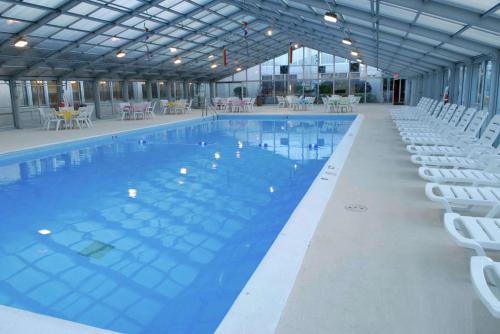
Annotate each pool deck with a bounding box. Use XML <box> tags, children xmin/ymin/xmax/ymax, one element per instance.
<box><xmin>1</xmin><ymin>104</ymin><xmax>499</xmax><ymax>333</ymax></box>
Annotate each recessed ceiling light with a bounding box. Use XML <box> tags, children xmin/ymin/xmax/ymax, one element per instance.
<box><xmin>266</xmin><ymin>28</ymin><xmax>273</xmax><ymax>36</ymax></box>
<box><xmin>342</xmin><ymin>38</ymin><xmax>353</xmax><ymax>45</ymax></box>
<box><xmin>37</xmin><ymin>229</ymin><xmax>51</xmax><ymax>235</ymax></box>
<box><xmin>116</xmin><ymin>50</ymin><xmax>126</xmax><ymax>58</ymax></box>
<box><xmin>14</xmin><ymin>39</ymin><xmax>28</xmax><ymax>48</ymax></box>
<box><xmin>351</xmin><ymin>50</ymin><xmax>359</xmax><ymax>57</ymax></box>
<box><xmin>180</xmin><ymin>167</ymin><xmax>188</xmax><ymax>175</ymax></box>
<box><xmin>174</xmin><ymin>57</ymin><xmax>182</xmax><ymax>64</ymax></box>
<box><xmin>170</xmin><ymin>47</ymin><xmax>177</xmax><ymax>53</ymax></box>
<box><xmin>324</xmin><ymin>12</ymin><xmax>338</xmax><ymax>23</ymax></box>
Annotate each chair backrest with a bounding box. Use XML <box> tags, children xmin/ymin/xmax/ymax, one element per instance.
<box><xmin>431</xmin><ymin>101</ymin><xmax>443</xmax><ymax>117</ymax></box>
<box><xmin>38</xmin><ymin>107</ymin><xmax>50</xmax><ymax>121</ymax></box>
<box><xmin>437</xmin><ymin>103</ymin><xmax>451</xmax><ymax>121</ymax></box>
<box><xmin>449</xmin><ymin>105</ymin><xmax>466</xmax><ymax>126</ymax></box>
<box><xmin>455</xmin><ymin>107</ymin><xmax>477</xmax><ymax>131</ymax></box>
<box><xmin>441</xmin><ymin>104</ymin><xmax>458</xmax><ymax>123</ymax></box>
<box><xmin>464</xmin><ymin>109</ymin><xmax>488</xmax><ymax>138</ymax></box>
<box><xmin>478</xmin><ymin>114</ymin><xmax>500</xmax><ymax>146</ymax></box>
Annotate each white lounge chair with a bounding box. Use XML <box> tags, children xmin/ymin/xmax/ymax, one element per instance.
<box><xmin>394</xmin><ymin>100</ymin><xmax>439</xmax><ymax>125</ymax></box>
<box><xmin>470</xmin><ymin>256</ymin><xmax>500</xmax><ymax>317</ymax></box>
<box><xmin>392</xmin><ymin>98</ymin><xmax>434</xmax><ymax>121</ymax></box>
<box><xmin>406</xmin><ymin>111</ymin><xmax>494</xmax><ymax>155</ymax></box>
<box><xmin>444</xmin><ymin>213</ymin><xmax>500</xmax><ymax>256</ymax></box>
<box><xmin>399</xmin><ymin>105</ymin><xmax>467</xmax><ymax>138</ymax></box>
<box><xmin>399</xmin><ymin>103</ymin><xmax>455</xmax><ymax>136</ymax></box>
<box><xmin>418</xmin><ymin>166</ymin><xmax>500</xmax><ymax>187</ymax></box>
<box><xmin>405</xmin><ymin>108</ymin><xmax>487</xmax><ymax>147</ymax></box>
<box><xmin>425</xmin><ymin>183</ymin><xmax>500</xmax><ymax>217</ymax></box>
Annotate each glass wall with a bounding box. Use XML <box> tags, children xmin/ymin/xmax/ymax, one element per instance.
<box><xmin>216</xmin><ymin>47</ymin><xmax>385</xmax><ymax>104</ymax></box>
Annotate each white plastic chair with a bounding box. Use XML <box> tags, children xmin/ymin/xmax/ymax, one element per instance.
<box><xmin>145</xmin><ymin>101</ymin><xmax>156</xmax><ymax>119</ymax></box>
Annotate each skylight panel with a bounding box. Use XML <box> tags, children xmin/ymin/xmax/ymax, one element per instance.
<box><xmin>436</xmin><ymin>0</ymin><xmax>499</xmax><ymax>12</ymax></box>
<box><xmin>379</xmin><ymin>3</ymin><xmax>417</xmax><ymax>23</ymax></box>
<box><xmin>416</xmin><ymin>14</ymin><xmax>464</xmax><ymax>34</ymax></box>
<box><xmin>159</xmin><ymin>0</ymin><xmax>182</xmax><ymax>8</ymax></box>
<box><xmin>117</xmin><ymin>29</ymin><xmax>144</xmax><ymax>39</ymax></box>
<box><xmin>3</xmin><ymin>5</ymin><xmax>48</xmax><ymax>21</ymax></box>
<box><xmin>69</xmin><ymin>2</ymin><xmax>99</xmax><ymax>16</ymax></box>
<box><xmin>90</xmin><ymin>8</ymin><xmax>122</xmax><ymax>21</ymax></box>
<box><xmin>199</xmin><ymin>13</ymin><xmax>219</xmax><ymax>24</ymax></box>
<box><xmin>23</xmin><ymin>0</ymin><xmax>66</xmax><ymax>9</ymax></box>
<box><xmin>70</xmin><ymin>19</ymin><xmax>105</xmax><ymax>32</ymax></box>
<box><xmin>170</xmin><ymin>1</ymin><xmax>197</xmax><ymax>14</ymax></box>
<box><xmin>30</xmin><ymin>25</ymin><xmax>60</xmax><ymax>38</ymax></box>
<box><xmin>440</xmin><ymin>43</ymin><xmax>481</xmax><ymax>56</ymax></box>
<box><xmin>406</xmin><ymin>33</ymin><xmax>442</xmax><ymax>46</ymax></box>
<box><xmin>460</xmin><ymin>27</ymin><xmax>500</xmax><ymax>47</ymax></box>
<box><xmin>0</xmin><ymin>18</ymin><xmax>30</xmax><ymax>33</ymax></box>
<box><xmin>156</xmin><ymin>10</ymin><xmax>179</xmax><ymax>21</ymax></box>
<box><xmin>51</xmin><ymin>29</ymin><xmax>88</xmax><ymax>41</ymax></box>
<box><xmin>337</xmin><ymin>0</ymin><xmax>371</xmax><ymax>12</ymax></box>
<box><xmin>378</xmin><ymin>25</ymin><xmax>407</xmax><ymax>37</ymax></box>
<box><xmin>112</xmin><ymin>0</ymin><xmax>144</xmax><ymax>10</ymax></box>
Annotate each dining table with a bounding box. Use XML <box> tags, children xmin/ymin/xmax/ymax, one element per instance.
<box><xmin>56</xmin><ymin>108</ymin><xmax>79</xmax><ymax>128</ymax></box>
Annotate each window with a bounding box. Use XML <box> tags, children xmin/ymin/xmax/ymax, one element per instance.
<box><xmin>483</xmin><ymin>60</ymin><xmax>492</xmax><ymax>109</ymax></box>
<box><xmin>47</xmin><ymin>80</ymin><xmax>59</xmax><ymax>107</ymax></box>
<box><xmin>112</xmin><ymin>81</ymin><xmax>123</xmax><ymax>100</ymax></box>
<box><xmin>83</xmin><ymin>81</ymin><xmax>94</xmax><ymax>102</ymax></box>
<box><xmin>152</xmin><ymin>82</ymin><xmax>159</xmax><ymax>99</ymax></box>
<box><xmin>470</xmin><ymin>62</ymin><xmax>480</xmax><ymax>107</ymax></box>
<box><xmin>99</xmin><ymin>81</ymin><xmax>110</xmax><ymax>101</ymax></box>
<box><xmin>457</xmin><ymin>65</ymin><xmax>464</xmax><ymax>105</ymax></box>
<box><xmin>30</xmin><ymin>81</ymin><xmax>47</xmax><ymax>106</ymax></box>
<box><xmin>14</xmin><ymin>81</ymin><xmax>29</xmax><ymax>106</ymax></box>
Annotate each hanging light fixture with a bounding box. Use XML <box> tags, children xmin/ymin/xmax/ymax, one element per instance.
<box><xmin>14</xmin><ymin>38</ymin><xmax>28</xmax><ymax>48</ymax></box>
<box><xmin>211</xmin><ymin>63</ymin><xmax>218</xmax><ymax>69</ymax></box>
<box><xmin>116</xmin><ymin>50</ymin><xmax>126</xmax><ymax>58</ymax></box>
<box><xmin>341</xmin><ymin>38</ymin><xmax>352</xmax><ymax>45</ymax></box>
<box><xmin>324</xmin><ymin>12</ymin><xmax>337</xmax><ymax>23</ymax></box>
<box><xmin>293</xmin><ymin>43</ymin><xmax>299</xmax><ymax>49</ymax></box>
<box><xmin>208</xmin><ymin>54</ymin><xmax>215</xmax><ymax>60</ymax></box>
<box><xmin>174</xmin><ymin>57</ymin><xmax>182</xmax><ymax>64</ymax></box>
<box><xmin>170</xmin><ymin>47</ymin><xmax>177</xmax><ymax>53</ymax></box>
<box><xmin>236</xmin><ymin>67</ymin><xmax>242</xmax><ymax>72</ymax></box>
<box><xmin>351</xmin><ymin>50</ymin><xmax>359</xmax><ymax>57</ymax></box>
<box><xmin>266</xmin><ymin>28</ymin><xmax>273</xmax><ymax>36</ymax></box>
<box><xmin>356</xmin><ymin>58</ymin><xmax>363</xmax><ymax>63</ymax></box>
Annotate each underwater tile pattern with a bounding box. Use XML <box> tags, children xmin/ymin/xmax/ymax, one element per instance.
<box><xmin>0</xmin><ymin>116</ymin><xmax>352</xmax><ymax>333</ymax></box>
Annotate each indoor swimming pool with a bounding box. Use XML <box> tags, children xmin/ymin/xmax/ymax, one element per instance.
<box><xmin>0</xmin><ymin>115</ymin><xmax>354</xmax><ymax>333</ymax></box>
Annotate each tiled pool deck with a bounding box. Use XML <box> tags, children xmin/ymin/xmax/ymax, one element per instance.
<box><xmin>1</xmin><ymin>104</ymin><xmax>499</xmax><ymax>333</ymax></box>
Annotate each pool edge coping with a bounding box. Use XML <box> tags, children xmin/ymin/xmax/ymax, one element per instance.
<box><xmin>215</xmin><ymin>114</ymin><xmax>364</xmax><ymax>334</ymax></box>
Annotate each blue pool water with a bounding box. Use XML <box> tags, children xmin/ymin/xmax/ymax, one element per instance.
<box><xmin>0</xmin><ymin>115</ymin><xmax>353</xmax><ymax>333</ymax></box>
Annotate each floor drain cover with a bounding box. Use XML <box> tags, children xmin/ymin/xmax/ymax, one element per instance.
<box><xmin>79</xmin><ymin>241</ymin><xmax>114</xmax><ymax>259</ymax></box>
<box><xmin>345</xmin><ymin>204</ymin><xmax>368</xmax><ymax>212</ymax></box>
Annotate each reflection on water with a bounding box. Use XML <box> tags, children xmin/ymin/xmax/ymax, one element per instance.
<box><xmin>0</xmin><ymin>117</ymin><xmax>351</xmax><ymax>333</ymax></box>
